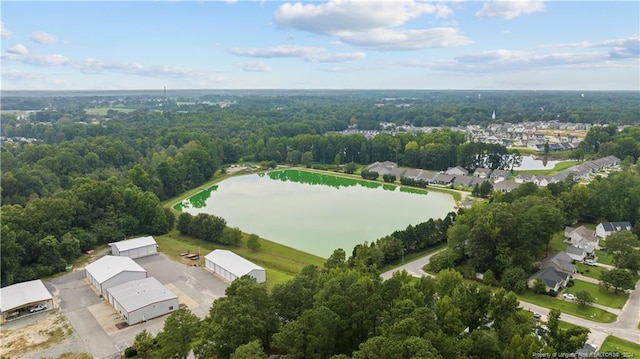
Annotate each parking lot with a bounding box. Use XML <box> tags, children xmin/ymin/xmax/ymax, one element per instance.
<box><xmin>40</xmin><ymin>253</ymin><xmax>229</xmax><ymax>359</ymax></box>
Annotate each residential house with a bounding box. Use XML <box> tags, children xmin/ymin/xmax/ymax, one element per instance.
<box><xmin>515</xmin><ymin>173</ymin><xmax>536</xmax><ymax>184</ymax></box>
<box><xmin>489</xmin><ymin>169</ymin><xmax>512</xmax><ymax>183</ymax></box>
<box><xmin>473</xmin><ymin>168</ymin><xmax>493</xmax><ymax>178</ymax></box>
<box><xmin>540</xmin><ymin>252</ymin><xmax>576</xmax><ymax>276</ymax></box>
<box><xmin>564</xmin><ymin>226</ymin><xmax>599</xmax><ymax>249</ymax></box>
<box><xmin>527</xmin><ymin>267</ymin><xmax>571</xmax><ymax>292</ymax></box>
<box><xmin>417</xmin><ymin>171</ymin><xmax>437</xmax><ymax>183</ymax></box>
<box><xmin>453</xmin><ymin>176</ymin><xmax>475</xmax><ymax>187</ymax></box>
<box><xmin>430</xmin><ymin>173</ymin><xmax>455</xmax><ymax>186</ymax></box>
<box><xmin>596</xmin><ymin>221</ymin><xmax>632</xmax><ymax>239</ymax></box>
<box><xmin>534</xmin><ymin>175</ymin><xmax>552</xmax><ymax>187</ymax></box>
<box><xmin>445</xmin><ymin>166</ymin><xmax>469</xmax><ymax>176</ymax></box>
<box><xmin>565</xmin><ymin>245</ymin><xmax>587</xmax><ymax>262</ymax></box>
<box><xmin>366</xmin><ymin>161</ymin><xmax>397</xmax><ymax>176</ymax></box>
<box><xmin>492</xmin><ymin>181</ymin><xmax>519</xmax><ymax>193</ymax></box>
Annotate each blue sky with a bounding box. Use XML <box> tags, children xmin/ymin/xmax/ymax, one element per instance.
<box><xmin>1</xmin><ymin>1</ymin><xmax>638</xmax><ymax>90</ymax></box>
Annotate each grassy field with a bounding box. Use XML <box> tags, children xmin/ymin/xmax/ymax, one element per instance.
<box><xmin>595</xmin><ymin>250</ymin><xmax>615</xmax><ymax>265</ymax></box>
<box><xmin>600</xmin><ymin>335</ymin><xmax>640</xmax><ymax>357</ymax></box>
<box><xmin>512</xmin><ymin>160</ymin><xmax>579</xmax><ymax>176</ymax></box>
<box><xmin>575</xmin><ymin>263</ymin><xmax>609</xmax><ymax>281</ymax></box>
<box><xmin>518</xmin><ymin>291</ymin><xmax>617</xmax><ymax>323</ymax></box>
<box><xmin>563</xmin><ymin>279</ymin><xmax>629</xmax><ymax>309</ymax></box>
<box><xmin>155</xmin><ymin>232</ymin><xmax>325</xmax><ymax>290</ymax></box>
<box><xmin>85</xmin><ymin>107</ymin><xmax>136</xmax><ymax>116</ymax></box>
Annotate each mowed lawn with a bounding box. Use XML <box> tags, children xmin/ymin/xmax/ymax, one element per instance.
<box><xmin>575</xmin><ymin>263</ymin><xmax>609</xmax><ymax>281</ymax></box>
<box><xmin>563</xmin><ymin>279</ymin><xmax>629</xmax><ymax>309</ymax></box>
<box><xmin>600</xmin><ymin>336</ymin><xmax>640</xmax><ymax>357</ymax></box>
<box><xmin>518</xmin><ymin>291</ymin><xmax>617</xmax><ymax>323</ymax></box>
<box><xmin>156</xmin><ymin>232</ymin><xmax>325</xmax><ymax>290</ymax></box>
<box><xmin>595</xmin><ymin>250</ymin><xmax>615</xmax><ymax>265</ymax></box>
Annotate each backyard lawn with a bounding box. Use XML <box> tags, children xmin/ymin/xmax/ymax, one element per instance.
<box><xmin>563</xmin><ymin>279</ymin><xmax>629</xmax><ymax>309</ymax></box>
<box><xmin>600</xmin><ymin>336</ymin><xmax>640</xmax><ymax>357</ymax></box>
<box><xmin>518</xmin><ymin>291</ymin><xmax>617</xmax><ymax>323</ymax></box>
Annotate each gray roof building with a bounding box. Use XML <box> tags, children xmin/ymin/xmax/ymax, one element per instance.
<box><xmin>106</xmin><ymin>277</ymin><xmax>178</xmax><ymax>325</ymax></box>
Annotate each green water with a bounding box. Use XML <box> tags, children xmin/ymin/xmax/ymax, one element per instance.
<box><xmin>178</xmin><ymin>170</ymin><xmax>456</xmax><ymax>258</ymax></box>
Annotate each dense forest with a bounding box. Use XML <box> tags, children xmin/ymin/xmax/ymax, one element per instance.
<box><xmin>1</xmin><ymin>92</ymin><xmax>639</xmax><ymax>287</ymax></box>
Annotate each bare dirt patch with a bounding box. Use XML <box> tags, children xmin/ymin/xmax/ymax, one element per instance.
<box><xmin>0</xmin><ymin>310</ymin><xmax>72</xmax><ymax>358</ymax></box>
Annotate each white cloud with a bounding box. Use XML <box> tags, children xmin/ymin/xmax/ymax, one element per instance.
<box><xmin>31</xmin><ymin>31</ymin><xmax>61</xmax><ymax>44</ymax></box>
<box><xmin>476</xmin><ymin>1</ymin><xmax>545</xmax><ymax>20</ymax></box>
<box><xmin>229</xmin><ymin>45</ymin><xmax>324</xmax><ymax>58</ymax></box>
<box><xmin>0</xmin><ymin>21</ymin><xmax>13</xmax><ymax>38</ymax></box>
<box><xmin>24</xmin><ymin>54</ymin><xmax>71</xmax><ymax>65</ymax></box>
<box><xmin>275</xmin><ymin>0</ymin><xmax>450</xmax><ymax>34</ymax></box>
<box><xmin>305</xmin><ymin>52</ymin><xmax>366</xmax><ymax>62</ymax></box>
<box><xmin>235</xmin><ymin>61</ymin><xmax>271</xmax><ymax>72</ymax></box>
<box><xmin>7</xmin><ymin>44</ymin><xmax>28</xmax><ymax>55</ymax></box>
<box><xmin>339</xmin><ymin>28</ymin><xmax>472</xmax><ymax>51</ymax></box>
<box><xmin>274</xmin><ymin>0</ymin><xmax>469</xmax><ymax>51</ymax></box>
<box><xmin>540</xmin><ymin>35</ymin><xmax>639</xmax><ymax>59</ymax></box>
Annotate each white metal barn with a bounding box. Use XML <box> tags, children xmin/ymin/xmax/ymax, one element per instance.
<box><xmin>204</xmin><ymin>249</ymin><xmax>266</xmax><ymax>283</ymax></box>
<box><xmin>110</xmin><ymin>236</ymin><xmax>158</xmax><ymax>259</ymax></box>
<box><xmin>0</xmin><ymin>279</ymin><xmax>54</xmax><ymax>322</ymax></box>
<box><xmin>85</xmin><ymin>255</ymin><xmax>147</xmax><ymax>296</ymax></box>
<box><xmin>106</xmin><ymin>277</ymin><xmax>178</xmax><ymax>325</ymax></box>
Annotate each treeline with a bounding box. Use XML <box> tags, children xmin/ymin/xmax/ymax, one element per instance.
<box><xmin>176</xmin><ymin>212</ymin><xmax>243</xmax><ymax>246</ymax></box>
<box><xmin>579</xmin><ymin>125</ymin><xmax>640</xmax><ymax>163</ymax></box>
<box><xmin>127</xmin><ymin>268</ymin><xmax>589</xmax><ymax>359</ymax></box>
<box><xmin>1</xmin><ymin>178</ymin><xmax>174</xmax><ymax>286</ymax></box>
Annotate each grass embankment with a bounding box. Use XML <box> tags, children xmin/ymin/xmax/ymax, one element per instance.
<box><xmin>600</xmin><ymin>336</ymin><xmax>640</xmax><ymax>357</ymax></box>
<box><xmin>563</xmin><ymin>280</ymin><xmax>628</xmax><ymax>309</ymax></box>
<box><xmin>517</xmin><ymin>291</ymin><xmax>617</xmax><ymax>323</ymax></box>
<box><xmin>298</xmin><ymin>165</ymin><xmax>463</xmax><ymax>203</ymax></box>
<box><xmin>156</xmin><ymin>232</ymin><xmax>324</xmax><ymax>290</ymax></box>
<box><xmin>512</xmin><ymin>160</ymin><xmax>579</xmax><ymax>176</ymax></box>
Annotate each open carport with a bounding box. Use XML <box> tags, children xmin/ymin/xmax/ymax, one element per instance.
<box><xmin>1</xmin><ymin>279</ymin><xmax>54</xmax><ymax>323</ymax></box>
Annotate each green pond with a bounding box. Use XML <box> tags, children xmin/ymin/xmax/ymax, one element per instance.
<box><xmin>176</xmin><ymin>170</ymin><xmax>456</xmax><ymax>258</ymax></box>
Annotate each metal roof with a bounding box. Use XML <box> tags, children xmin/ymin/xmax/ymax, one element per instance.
<box><xmin>0</xmin><ymin>279</ymin><xmax>53</xmax><ymax>312</ymax></box>
<box><xmin>107</xmin><ymin>277</ymin><xmax>177</xmax><ymax>313</ymax></box>
<box><xmin>204</xmin><ymin>250</ymin><xmax>264</xmax><ymax>277</ymax></box>
<box><xmin>110</xmin><ymin>236</ymin><xmax>157</xmax><ymax>252</ymax></box>
<box><xmin>85</xmin><ymin>255</ymin><xmax>146</xmax><ymax>284</ymax></box>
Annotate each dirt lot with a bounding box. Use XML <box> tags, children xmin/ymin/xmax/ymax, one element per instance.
<box><xmin>0</xmin><ymin>309</ymin><xmax>88</xmax><ymax>359</ymax></box>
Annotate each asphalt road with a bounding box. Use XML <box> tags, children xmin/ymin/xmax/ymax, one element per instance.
<box><xmin>380</xmin><ymin>251</ymin><xmax>640</xmax><ymax>348</ymax></box>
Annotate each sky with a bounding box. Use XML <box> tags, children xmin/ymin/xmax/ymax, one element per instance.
<box><xmin>1</xmin><ymin>1</ymin><xmax>639</xmax><ymax>91</ymax></box>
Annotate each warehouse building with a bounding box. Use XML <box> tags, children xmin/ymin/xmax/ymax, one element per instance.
<box><xmin>106</xmin><ymin>277</ymin><xmax>178</xmax><ymax>325</ymax></box>
<box><xmin>110</xmin><ymin>236</ymin><xmax>158</xmax><ymax>259</ymax></box>
<box><xmin>204</xmin><ymin>249</ymin><xmax>266</xmax><ymax>283</ymax></box>
<box><xmin>85</xmin><ymin>255</ymin><xmax>147</xmax><ymax>296</ymax></box>
<box><xmin>1</xmin><ymin>279</ymin><xmax>54</xmax><ymax>323</ymax></box>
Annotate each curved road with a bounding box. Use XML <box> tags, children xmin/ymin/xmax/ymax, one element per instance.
<box><xmin>381</xmin><ymin>252</ymin><xmax>640</xmax><ymax>348</ymax></box>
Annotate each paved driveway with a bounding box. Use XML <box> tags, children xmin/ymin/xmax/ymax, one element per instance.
<box><xmin>44</xmin><ymin>253</ymin><xmax>229</xmax><ymax>358</ymax></box>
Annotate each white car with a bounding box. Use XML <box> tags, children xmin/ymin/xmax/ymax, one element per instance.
<box><xmin>29</xmin><ymin>303</ymin><xmax>48</xmax><ymax>313</ymax></box>
<box><xmin>584</xmin><ymin>260</ymin><xmax>597</xmax><ymax>266</ymax></box>
<box><xmin>562</xmin><ymin>293</ymin><xmax>576</xmax><ymax>300</ymax></box>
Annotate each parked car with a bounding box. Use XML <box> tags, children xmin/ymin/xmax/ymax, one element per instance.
<box><xmin>29</xmin><ymin>303</ymin><xmax>48</xmax><ymax>313</ymax></box>
<box><xmin>562</xmin><ymin>293</ymin><xmax>576</xmax><ymax>300</ymax></box>
<box><xmin>533</xmin><ymin>313</ymin><xmax>542</xmax><ymax>320</ymax></box>
<box><xmin>584</xmin><ymin>260</ymin><xmax>597</xmax><ymax>266</ymax></box>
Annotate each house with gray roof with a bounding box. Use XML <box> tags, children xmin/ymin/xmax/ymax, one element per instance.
<box><xmin>527</xmin><ymin>267</ymin><xmax>571</xmax><ymax>292</ymax></box>
<box><xmin>515</xmin><ymin>173</ymin><xmax>536</xmax><ymax>184</ymax></box>
<box><xmin>473</xmin><ymin>168</ymin><xmax>493</xmax><ymax>178</ymax></box>
<box><xmin>565</xmin><ymin>245</ymin><xmax>587</xmax><ymax>262</ymax></box>
<box><xmin>541</xmin><ymin>252</ymin><xmax>576</xmax><ymax>276</ymax></box>
<box><xmin>493</xmin><ymin>181</ymin><xmax>519</xmax><ymax>193</ymax></box>
<box><xmin>445</xmin><ymin>166</ymin><xmax>469</xmax><ymax>176</ymax></box>
<box><xmin>453</xmin><ymin>176</ymin><xmax>475</xmax><ymax>187</ymax></box>
<box><xmin>430</xmin><ymin>173</ymin><xmax>455</xmax><ymax>186</ymax></box>
<box><xmin>489</xmin><ymin>169</ymin><xmax>512</xmax><ymax>183</ymax></box>
<box><xmin>596</xmin><ymin>221</ymin><xmax>632</xmax><ymax>239</ymax></box>
<box><xmin>564</xmin><ymin>226</ymin><xmax>599</xmax><ymax>248</ymax></box>
<box><xmin>417</xmin><ymin>170</ymin><xmax>437</xmax><ymax>182</ymax></box>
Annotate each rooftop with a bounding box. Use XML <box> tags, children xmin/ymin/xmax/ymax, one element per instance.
<box><xmin>0</xmin><ymin>279</ymin><xmax>53</xmax><ymax>312</ymax></box>
<box><xmin>85</xmin><ymin>255</ymin><xmax>147</xmax><ymax>284</ymax></box>
<box><xmin>205</xmin><ymin>250</ymin><xmax>264</xmax><ymax>277</ymax></box>
<box><xmin>106</xmin><ymin>277</ymin><xmax>177</xmax><ymax>313</ymax></box>
<box><xmin>110</xmin><ymin>236</ymin><xmax>157</xmax><ymax>252</ymax></box>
